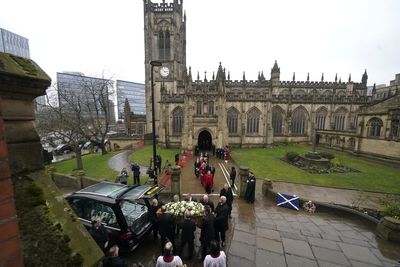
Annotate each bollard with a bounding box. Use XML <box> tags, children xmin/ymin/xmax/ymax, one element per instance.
<box><xmin>262</xmin><ymin>179</ymin><xmax>273</xmax><ymax>197</ymax></box>
<box><xmin>171</xmin><ymin>165</ymin><xmax>181</xmax><ymax>195</ymax></box>
<box><xmin>239</xmin><ymin>166</ymin><xmax>249</xmax><ymax>198</ymax></box>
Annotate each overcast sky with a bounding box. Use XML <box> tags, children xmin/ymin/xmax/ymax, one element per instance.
<box><xmin>1</xmin><ymin>0</ymin><xmax>399</xmax><ymax>86</ymax></box>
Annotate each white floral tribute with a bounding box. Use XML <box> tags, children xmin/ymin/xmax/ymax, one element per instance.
<box><xmin>165</xmin><ymin>201</ymin><xmax>205</xmax><ymax>218</ymax></box>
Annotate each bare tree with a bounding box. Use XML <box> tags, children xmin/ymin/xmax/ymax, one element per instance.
<box><xmin>36</xmin><ymin>73</ymin><xmax>114</xmax><ymax>170</ymax></box>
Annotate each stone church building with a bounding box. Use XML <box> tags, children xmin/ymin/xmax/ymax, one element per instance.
<box><xmin>143</xmin><ymin>0</ymin><xmax>399</xmax><ymax>161</ymax></box>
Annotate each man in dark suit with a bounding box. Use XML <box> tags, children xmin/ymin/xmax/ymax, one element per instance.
<box><xmin>158</xmin><ymin>205</ymin><xmax>176</xmax><ymax>253</ymax></box>
<box><xmin>149</xmin><ymin>198</ymin><xmax>163</xmax><ymax>240</ymax></box>
<box><xmin>199</xmin><ymin>194</ymin><xmax>214</xmax><ymax>212</ymax></box>
<box><xmin>214</xmin><ymin>196</ymin><xmax>229</xmax><ymax>247</ymax></box>
<box><xmin>199</xmin><ymin>205</ymin><xmax>215</xmax><ymax>260</ymax></box>
<box><xmin>220</xmin><ymin>183</ymin><xmax>234</xmax><ymax>218</ymax></box>
<box><xmin>179</xmin><ymin>210</ymin><xmax>196</xmax><ymax>259</ymax></box>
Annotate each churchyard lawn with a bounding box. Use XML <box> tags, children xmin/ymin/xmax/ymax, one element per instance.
<box><xmin>128</xmin><ymin>145</ymin><xmax>180</xmax><ymax>167</ymax></box>
<box><xmin>231</xmin><ymin>144</ymin><xmax>400</xmax><ymax>194</ymax></box>
<box><xmin>49</xmin><ymin>151</ymin><xmax>120</xmax><ymax>181</ymax></box>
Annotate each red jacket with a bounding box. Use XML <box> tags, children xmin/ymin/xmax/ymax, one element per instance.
<box><xmin>203</xmin><ymin>173</ymin><xmax>213</xmax><ymax>189</ymax></box>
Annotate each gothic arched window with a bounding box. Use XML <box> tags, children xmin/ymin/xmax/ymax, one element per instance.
<box><xmin>333</xmin><ymin>108</ymin><xmax>347</xmax><ymax>131</ymax></box>
<box><xmin>227</xmin><ymin>108</ymin><xmax>239</xmax><ymax>134</ymax></box>
<box><xmin>196</xmin><ymin>101</ymin><xmax>202</xmax><ymax>115</ymax></box>
<box><xmin>315</xmin><ymin>107</ymin><xmax>327</xmax><ymax>130</ymax></box>
<box><xmin>158</xmin><ymin>30</ymin><xmax>170</xmax><ymax>60</ymax></box>
<box><xmin>208</xmin><ymin>101</ymin><xmax>214</xmax><ymax>115</ymax></box>
<box><xmin>291</xmin><ymin>107</ymin><xmax>307</xmax><ymax>135</ymax></box>
<box><xmin>247</xmin><ymin>108</ymin><xmax>260</xmax><ymax>134</ymax></box>
<box><xmin>272</xmin><ymin>106</ymin><xmax>284</xmax><ymax>135</ymax></box>
<box><xmin>390</xmin><ymin>115</ymin><xmax>400</xmax><ymax>140</ymax></box>
<box><xmin>367</xmin><ymin>117</ymin><xmax>383</xmax><ymax>137</ymax></box>
<box><xmin>172</xmin><ymin>107</ymin><xmax>183</xmax><ymax>134</ymax></box>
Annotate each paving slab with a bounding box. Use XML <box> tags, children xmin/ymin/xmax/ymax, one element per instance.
<box><xmin>321</xmin><ymin>233</ymin><xmax>342</xmax><ymax>242</ymax></box>
<box><xmin>229</xmin><ymin>240</ymin><xmax>256</xmax><ymax>261</ymax></box>
<box><xmin>257</xmin><ymin>237</ymin><xmax>284</xmax><ymax>254</ymax></box>
<box><xmin>312</xmin><ymin>246</ymin><xmax>350</xmax><ymax>266</ymax></box>
<box><xmin>338</xmin><ymin>243</ymin><xmax>382</xmax><ymax>266</ymax></box>
<box><xmin>282</xmin><ymin>238</ymin><xmax>314</xmax><ymax>259</ymax></box>
<box><xmin>285</xmin><ymin>254</ymin><xmax>318</xmax><ymax>267</ymax></box>
<box><xmin>232</xmin><ymin>230</ymin><xmax>256</xmax><ymax>245</ymax></box>
<box><xmin>350</xmin><ymin>260</ymin><xmax>383</xmax><ymax>267</ymax></box>
<box><xmin>256</xmin><ymin>249</ymin><xmax>286</xmax><ymax>267</ymax></box>
<box><xmin>308</xmin><ymin>237</ymin><xmax>340</xmax><ymax>251</ymax></box>
<box><xmin>257</xmin><ymin>228</ymin><xmax>281</xmax><ymax>241</ymax></box>
<box><xmin>228</xmin><ymin>255</ymin><xmax>254</xmax><ymax>267</ymax></box>
<box><xmin>340</xmin><ymin>236</ymin><xmax>372</xmax><ymax>247</ymax></box>
<box><xmin>280</xmin><ymin>231</ymin><xmax>307</xmax><ymax>241</ymax></box>
<box><xmin>318</xmin><ymin>261</ymin><xmax>348</xmax><ymax>267</ymax></box>
<box><xmin>300</xmin><ymin>229</ymin><xmax>322</xmax><ymax>238</ymax></box>
<box><xmin>256</xmin><ymin>221</ymin><xmax>277</xmax><ymax>230</ymax></box>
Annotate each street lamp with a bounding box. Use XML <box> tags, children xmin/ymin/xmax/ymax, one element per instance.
<box><xmin>150</xmin><ymin>61</ymin><xmax>162</xmax><ymax>183</ymax></box>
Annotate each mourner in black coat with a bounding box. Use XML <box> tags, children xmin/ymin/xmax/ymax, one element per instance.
<box><xmin>102</xmin><ymin>245</ymin><xmax>128</xmax><ymax>267</ymax></box>
<box><xmin>149</xmin><ymin>198</ymin><xmax>163</xmax><ymax>240</ymax></box>
<box><xmin>214</xmin><ymin>196</ymin><xmax>229</xmax><ymax>247</ymax></box>
<box><xmin>199</xmin><ymin>205</ymin><xmax>215</xmax><ymax>260</ymax></box>
<box><xmin>89</xmin><ymin>218</ymin><xmax>109</xmax><ymax>252</ymax></box>
<box><xmin>220</xmin><ymin>184</ymin><xmax>234</xmax><ymax>218</ymax></box>
<box><xmin>245</xmin><ymin>172</ymin><xmax>256</xmax><ymax>203</ymax></box>
<box><xmin>179</xmin><ymin>211</ymin><xmax>196</xmax><ymax>259</ymax></box>
<box><xmin>229</xmin><ymin>166</ymin><xmax>236</xmax><ymax>187</ymax></box>
<box><xmin>158</xmin><ymin>206</ymin><xmax>176</xmax><ymax>252</ymax></box>
<box><xmin>199</xmin><ymin>194</ymin><xmax>214</xmax><ymax>212</ymax></box>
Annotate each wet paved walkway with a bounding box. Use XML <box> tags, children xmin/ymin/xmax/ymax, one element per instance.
<box><xmin>113</xmin><ymin>150</ymin><xmax>400</xmax><ymax>266</ymax></box>
<box><xmin>108</xmin><ymin>150</ymin><xmax>149</xmax><ymax>179</ymax></box>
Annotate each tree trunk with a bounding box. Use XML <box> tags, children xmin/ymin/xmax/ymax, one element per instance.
<box><xmin>100</xmin><ymin>144</ymin><xmax>107</xmax><ymax>155</ymax></box>
<box><xmin>75</xmin><ymin>147</ymin><xmax>83</xmax><ymax>170</ymax></box>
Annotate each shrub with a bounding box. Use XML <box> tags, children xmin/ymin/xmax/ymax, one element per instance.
<box><xmin>320</xmin><ymin>152</ymin><xmax>335</xmax><ymax>160</ymax></box>
<box><xmin>286</xmin><ymin>152</ymin><xmax>299</xmax><ymax>162</ymax></box>
<box><xmin>380</xmin><ymin>195</ymin><xmax>400</xmax><ymax>220</ymax></box>
<box><xmin>330</xmin><ymin>158</ymin><xmax>341</xmax><ymax>167</ymax></box>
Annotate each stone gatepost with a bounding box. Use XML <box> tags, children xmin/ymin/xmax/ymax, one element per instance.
<box><xmin>262</xmin><ymin>179</ymin><xmax>273</xmax><ymax>197</ymax></box>
<box><xmin>0</xmin><ymin>53</ymin><xmax>50</xmax><ymax>267</ymax></box>
<box><xmin>171</xmin><ymin>165</ymin><xmax>181</xmax><ymax>195</ymax></box>
<box><xmin>239</xmin><ymin>166</ymin><xmax>249</xmax><ymax>198</ymax></box>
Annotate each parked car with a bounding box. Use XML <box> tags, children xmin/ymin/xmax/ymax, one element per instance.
<box><xmin>66</xmin><ymin>182</ymin><xmax>164</xmax><ymax>252</ymax></box>
<box><xmin>53</xmin><ymin>144</ymin><xmax>72</xmax><ymax>155</ymax></box>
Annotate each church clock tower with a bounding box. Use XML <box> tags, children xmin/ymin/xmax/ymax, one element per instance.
<box><xmin>143</xmin><ymin>0</ymin><xmax>186</xmax><ymax>133</ymax></box>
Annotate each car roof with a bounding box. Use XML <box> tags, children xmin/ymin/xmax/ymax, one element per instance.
<box><xmin>76</xmin><ymin>182</ymin><xmax>130</xmax><ymax>198</ymax></box>
<box><xmin>69</xmin><ymin>182</ymin><xmax>164</xmax><ymax>201</ymax></box>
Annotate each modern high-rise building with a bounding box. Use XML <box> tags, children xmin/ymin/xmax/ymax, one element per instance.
<box><xmin>57</xmin><ymin>72</ymin><xmax>113</xmax><ymax>121</ymax></box>
<box><xmin>0</xmin><ymin>27</ymin><xmax>30</xmax><ymax>58</ymax></box>
<box><xmin>116</xmin><ymin>80</ymin><xmax>145</xmax><ymax>120</ymax></box>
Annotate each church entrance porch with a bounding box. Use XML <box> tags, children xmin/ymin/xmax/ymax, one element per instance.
<box><xmin>198</xmin><ymin>130</ymin><xmax>212</xmax><ymax>151</ymax></box>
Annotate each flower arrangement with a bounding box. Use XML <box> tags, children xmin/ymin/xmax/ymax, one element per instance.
<box><xmin>165</xmin><ymin>201</ymin><xmax>204</xmax><ymax>218</ymax></box>
<box><xmin>303</xmin><ymin>200</ymin><xmax>316</xmax><ymax>213</ymax></box>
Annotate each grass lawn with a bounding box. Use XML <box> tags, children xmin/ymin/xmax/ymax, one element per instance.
<box><xmin>49</xmin><ymin>151</ymin><xmax>120</xmax><ymax>182</ymax></box>
<box><xmin>129</xmin><ymin>145</ymin><xmax>181</xmax><ymax>167</ymax></box>
<box><xmin>231</xmin><ymin>144</ymin><xmax>400</xmax><ymax>194</ymax></box>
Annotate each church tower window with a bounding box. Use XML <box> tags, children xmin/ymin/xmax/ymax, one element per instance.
<box><xmin>227</xmin><ymin>108</ymin><xmax>239</xmax><ymax>134</ymax></box>
<box><xmin>196</xmin><ymin>101</ymin><xmax>202</xmax><ymax>115</ymax></box>
<box><xmin>158</xmin><ymin>30</ymin><xmax>170</xmax><ymax>60</ymax></box>
<box><xmin>208</xmin><ymin>101</ymin><xmax>214</xmax><ymax>115</ymax></box>
<box><xmin>272</xmin><ymin>107</ymin><xmax>284</xmax><ymax>135</ymax></box>
<box><xmin>172</xmin><ymin>107</ymin><xmax>183</xmax><ymax>134</ymax></box>
<box><xmin>247</xmin><ymin>108</ymin><xmax>260</xmax><ymax>134</ymax></box>
<box><xmin>367</xmin><ymin>117</ymin><xmax>383</xmax><ymax>137</ymax></box>
<box><xmin>291</xmin><ymin>108</ymin><xmax>307</xmax><ymax>135</ymax></box>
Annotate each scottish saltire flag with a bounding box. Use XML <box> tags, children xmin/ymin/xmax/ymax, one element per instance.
<box><xmin>276</xmin><ymin>192</ymin><xmax>299</xmax><ymax>211</ymax></box>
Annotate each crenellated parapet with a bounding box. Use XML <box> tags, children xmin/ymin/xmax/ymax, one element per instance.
<box><xmin>144</xmin><ymin>0</ymin><xmax>183</xmax><ymax>13</ymax></box>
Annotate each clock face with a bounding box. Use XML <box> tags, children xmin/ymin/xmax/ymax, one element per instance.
<box><xmin>160</xmin><ymin>66</ymin><xmax>170</xmax><ymax>78</ymax></box>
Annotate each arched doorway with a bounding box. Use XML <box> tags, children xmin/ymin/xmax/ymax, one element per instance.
<box><xmin>198</xmin><ymin>130</ymin><xmax>212</xmax><ymax>150</ymax></box>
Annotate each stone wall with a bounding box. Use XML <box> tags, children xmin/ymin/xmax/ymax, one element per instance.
<box><xmin>0</xmin><ymin>52</ymin><xmax>51</xmax><ymax>267</ymax></box>
<box><xmin>0</xmin><ymin>117</ymin><xmax>24</xmax><ymax>267</ymax></box>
